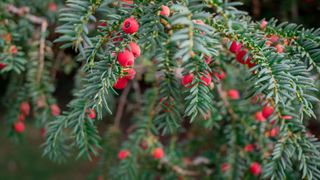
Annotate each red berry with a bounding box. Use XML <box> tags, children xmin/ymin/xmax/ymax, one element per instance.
<box><xmin>160</xmin><ymin>5</ymin><xmax>170</xmax><ymax>17</ymax></box>
<box><xmin>214</xmin><ymin>71</ymin><xmax>226</xmax><ymax>81</ymax></box>
<box><xmin>122</xmin><ymin>17</ymin><xmax>139</xmax><ymax>34</ymax></box>
<box><xmin>181</xmin><ymin>74</ymin><xmax>194</xmax><ymax>87</ymax></box>
<box><xmin>260</xmin><ymin>20</ymin><xmax>268</xmax><ymax>29</ymax></box>
<box><xmin>117</xmin><ymin>49</ymin><xmax>135</xmax><ymax>67</ymax></box>
<box><xmin>275</xmin><ymin>44</ymin><xmax>284</xmax><ymax>53</ymax></box>
<box><xmin>14</xmin><ymin>122</ymin><xmax>25</xmax><ymax>133</ymax></box>
<box><xmin>114</xmin><ymin>78</ymin><xmax>128</xmax><ymax>89</ymax></box>
<box><xmin>221</xmin><ymin>163</ymin><xmax>230</xmax><ymax>173</ymax></box>
<box><xmin>152</xmin><ymin>147</ymin><xmax>165</xmax><ymax>159</ymax></box>
<box><xmin>20</xmin><ymin>102</ymin><xmax>30</xmax><ymax>116</ymax></box>
<box><xmin>129</xmin><ymin>42</ymin><xmax>141</xmax><ymax>58</ymax></box>
<box><xmin>48</xmin><ymin>2</ymin><xmax>57</xmax><ymax>12</ymax></box>
<box><xmin>265</xmin><ymin>40</ymin><xmax>272</xmax><ymax>47</ymax></box>
<box><xmin>88</xmin><ymin>109</ymin><xmax>96</xmax><ymax>119</ymax></box>
<box><xmin>118</xmin><ymin>149</ymin><xmax>130</xmax><ymax>160</ymax></box>
<box><xmin>255</xmin><ymin>111</ymin><xmax>266</xmax><ymax>122</ymax></box>
<box><xmin>123</xmin><ymin>68</ymin><xmax>136</xmax><ymax>80</ymax></box>
<box><xmin>229</xmin><ymin>41</ymin><xmax>242</xmax><ymax>54</ymax></box>
<box><xmin>227</xmin><ymin>89</ymin><xmax>240</xmax><ymax>100</ymax></box>
<box><xmin>269</xmin><ymin>126</ymin><xmax>279</xmax><ymax>137</ymax></box>
<box><xmin>50</xmin><ymin>104</ymin><xmax>61</xmax><ymax>116</ymax></box>
<box><xmin>236</xmin><ymin>50</ymin><xmax>249</xmax><ymax>64</ymax></box>
<box><xmin>262</xmin><ymin>105</ymin><xmax>274</xmax><ymax>118</ymax></box>
<box><xmin>200</xmin><ymin>73</ymin><xmax>212</xmax><ymax>86</ymax></box>
<box><xmin>269</xmin><ymin>35</ymin><xmax>279</xmax><ymax>43</ymax></box>
<box><xmin>245</xmin><ymin>55</ymin><xmax>255</xmax><ymax>68</ymax></box>
<box><xmin>0</xmin><ymin>63</ymin><xmax>7</xmax><ymax>70</ymax></box>
<box><xmin>204</xmin><ymin>56</ymin><xmax>212</xmax><ymax>64</ymax></box>
<box><xmin>250</xmin><ymin>162</ymin><xmax>262</xmax><ymax>176</ymax></box>
<box><xmin>18</xmin><ymin>114</ymin><xmax>25</xmax><ymax>122</ymax></box>
<box><xmin>244</xmin><ymin>144</ymin><xmax>255</xmax><ymax>152</ymax></box>
<box><xmin>247</xmin><ymin>60</ymin><xmax>256</xmax><ymax>68</ymax></box>
<box><xmin>10</xmin><ymin>45</ymin><xmax>17</xmax><ymax>54</ymax></box>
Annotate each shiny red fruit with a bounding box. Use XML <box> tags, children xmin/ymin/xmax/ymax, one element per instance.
<box><xmin>229</xmin><ymin>41</ymin><xmax>242</xmax><ymax>54</ymax></box>
<box><xmin>181</xmin><ymin>74</ymin><xmax>194</xmax><ymax>87</ymax></box>
<box><xmin>129</xmin><ymin>42</ymin><xmax>141</xmax><ymax>58</ymax></box>
<box><xmin>117</xmin><ymin>49</ymin><xmax>135</xmax><ymax>67</ymax></box>
<box><xmin>114</xmin><ymin>78</ymin><xmax>128</xmax><ymax>89</ymax></box>
<box><xmin>260</xmin><ymin>20</ymin><xmax>268</xmax><ymax>29</ymax></box>
<box><xmin>14</xmin><ymin>122</ymin><xmax>25</xmax><ymax>133</ymax></box>
<box><xmin>152</xmin><ymin>147</ymin><xmax>165</xmax><ymax>159</ymax></box>
<box><xmin>250</xmin><ymin>162</ymin><xmax>262</xmax><ymax>176</ymax></box>
<box><xmin>236</xmin><ymin>50</ymin><xmax>249</xmax><ymax>64</ymax></box>
<box><xmin>255</xmin><ymin>111</ymin><xmax>266</xmax><ymax>122</ymax></box>
<box><xmin>122</xmin><ymin>17</ymin><xmax>139</xmax><ymax>34</ymax></box>
<box><xmin>200</xmin><ymin>73</ymin><xmax>212</xmax><ymax>86</ymax></box>
<box><xmin>262</xmin><ymin>105</ymin><xmax>274</xmax><ymax>118</ymax></box>
<box><xmin>244</xmin><ymin>144</ymin><xmax>255</xmax><ymax>152</ymax></box>
<box><xmin>118</xmin><ymin>150</ymin><xmax>130</xmax><ymax>160</ymax></box>
<box><xmin>50</xmin><ymin>104</ymin><xmax>61</xmax><ymax>116</ymax></box>
<box><xmin>123</xmin><ymin>68</ymin><xmax>136</xmax><ymax>80</ymax></box>
<box><xmin>227</xmin><ymin>89</ymin><xmax>240</xmax><ymax>100</ymax></box>
<box><xmin>88</xmin><ymin>109</ymin><xmax>96</xmax><ymax>119</ymax></box>
<box><xmin>160</xmin><ymin>5</ymin><xmax>170</xmax><ymax>17</ymax></box>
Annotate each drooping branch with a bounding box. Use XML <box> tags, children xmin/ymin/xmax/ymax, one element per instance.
<box><xmin>6</xmin><ymin>4</ymin><xmax>48</xmax><ymax>84</ymax></box>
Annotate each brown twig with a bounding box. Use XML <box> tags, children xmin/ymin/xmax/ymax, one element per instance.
<box><xmin>114</xmin><ymin>83</ymin><xmax>132</xmax><ymax>129</ymax></box>
<box><xmin>252</xmin><ymin>0</ymin><xmax>261</xmax><ymax>18</ymax></box>
<box><xmin>6</xmin><ymin>5</ymin><xmax>46</xmax><ymax>25</ymax></box>
<box><xmin>161</xmin><ymin>158</ymin><xmax>200</xmax><ymax>176</ymax></box>
<box><xmin>37</xmin><ymin>20</ymin><xmax>48</xmax><ymax>83</ymax></box>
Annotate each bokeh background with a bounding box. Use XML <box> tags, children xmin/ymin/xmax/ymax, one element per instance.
<box><xmin>0</xmin><ymin>0</ymin><xmax>319</xmax><ymax>179</ymax></box>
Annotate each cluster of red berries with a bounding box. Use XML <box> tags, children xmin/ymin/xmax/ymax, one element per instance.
<box><xmin>260</xmin><ymin>20</ymin><xmax>288</xmax><ymax>53</ymax></box>
<box><xmin>221</xmin><ymin>161</ymin><xmax>262</xmax><ymax>176</ymax></box>
<box><xmin>229</xmin><ymin>41</ymin><xmax>255</xmax><ymax>68</ymax></box>
<box><xmin>0</xmin><ymin>34</ymin><xmax>18</xmax><ymax>70</ymax></box>
<box><xmin>253</xmin><ymin>101</ymin><xmax>281</xmax><ymax>137</ymax></box>
<box><xmin>181</xmin><ymin>72</ymin><xmax>213</xmax><ymax>88</ymax></box>
<box><xmin>14</xmin><ymin>102</ymin><xmax>63</xmax><ymax>134</ymax></box>
<box><xmin>255</xmin><ymin>105</ymin><xmax>274</xmax><ymax>122</ymax></box>
<box><xmin>118</xmin><ymin>147</ymin><xmax>165</xmax><ymax>160</ymax></box>
<box><xmin>113</xmin><ymin>17</ymin><xmax>140</xmax><ymax>90</ymax></box>
<box><xmin>13</xmin><ymin>101</ymin><xmax>30</xmax><ymax>133</ymax></box>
